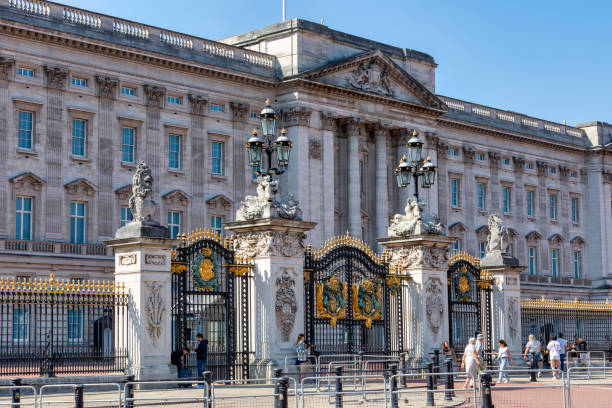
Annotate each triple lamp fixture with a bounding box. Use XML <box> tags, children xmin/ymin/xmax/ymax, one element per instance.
<box><xmin>394</xmin><ymin>130</ymin><xmax>437</xmax><ymax>199</ymax></box>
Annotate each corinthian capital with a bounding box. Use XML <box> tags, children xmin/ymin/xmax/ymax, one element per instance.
<box><xmin>95</xmin><ymin>75</ymin><xmax>118</xmax><ymax>100</ymax></box>
<box><xmin>0</xmin><ymin>56</ymin><xmax>14</xmax><ymax>81</ymax></box>
<box><xmin>43</xmin><ymin>65</ymin><xmax>68</xmax><ymax>90</ymax></box>
<box><xmin>143</xmin><ymin>84</ymin><xmax>166</xmax><ymax>107</ymax></box>
<box><xmin>374</xmin><ymin>122</ymin><xmax>389</xmax><ymax>139</ymax></box>
<box><xmin>230</xmin><ymin>101</ymin><xmax>249</xmax><ymax>122</ymax></box>
<box><xmin>280</xmin><ymin>107</ymin><xmax>312</xmax><ymax>128</ymax></box>
<box><xmin>346</xmin><ymin>117</ymin><xmax>362</xmax><ymax>136</ymax></box>
<box><xmin>320</xmin><ymin>111</ymin><xmax>337</xmax><ymax>131</ymax></box>
<box><xmin>188</xmin><ymin>94</ymin><xmax>208</xmax><ymax>115</ymax></box>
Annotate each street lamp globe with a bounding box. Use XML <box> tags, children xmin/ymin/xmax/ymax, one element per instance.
<box><xmin>394</xmin><ymin>154</ymin><xmax>413</xmax><ymax>188</ymax></box>
<box><xmin>407</xmin><ymin>130</ymin><xmax>424</xmax><ymax>163</ymax></box>
<box><xmin>274</xmin><ymin>128</ymin><xmax>292</xmax><ymax>168</ymax></box>
<box><xmin>259</xmin><ymin>99</ymin><xmax>278</xmax><ymax>138</ymax></box>
<box><xmin>246</xmin><ymin>129</ymin><xmax>264</xmax><ymax>168</ymax></box>
<box><xmin>420</xmin><ymin>156</ymin><xmax>437</xmax><ymax>188</ymax></box>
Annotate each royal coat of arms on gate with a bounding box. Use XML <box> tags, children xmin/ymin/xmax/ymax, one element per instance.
<box><xmin>192</xmin><ymin>247</ymin><xmax>219</xmax><ymax>291</ymax></box>
<box><xmin>352</xmin><ymin>277</ymin><xmax>382</xmax><ymax>328</ymax></box>
<box><xmin>454</xmin><ymin>265</ymin><xmax>472</xmax><ymax>302</ymax></box>
<box><xmin>316</xmin><ymin>274</ymin><xmax>347</xmax><ymax>327</ymax></box>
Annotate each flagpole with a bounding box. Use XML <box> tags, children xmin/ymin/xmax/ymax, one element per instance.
<box><xmin>282</xmin><ymin>0</ymin><xmax>286</xmax><ymax>21</ymax></box>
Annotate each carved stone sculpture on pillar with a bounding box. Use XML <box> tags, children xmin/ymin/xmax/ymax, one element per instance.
<box><xmin>388</xmin><ymin>197</ymin><xmax>444</xmax><ymax>238</ymax></box>
<box><xmin>480</xmin><ymin>213</ymin><xmax>518</xmax><ymax>267</ymax></box>
<box><xmin>105</xmin><ymin>160</ymin><xmax>176</xmax><ymax>380</ymax></box>
<box><xmin>237</xmin><ymin>174</ymin><xmax>302</xmax><ymax>221</ymax></box>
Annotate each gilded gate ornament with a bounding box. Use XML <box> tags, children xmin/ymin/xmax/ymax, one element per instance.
<box><xmin>192</xmin><ymin>247</ymin><xmax>219</xmax><ymax>291</ymax></box>
<box><xmin>385</xmin><ymin>275</ymin><xmax>401</xmax><ymax>296</ymax></box>
<box><xmin>454</xmin><ymin>265</ymin><xmax>472</xmax><ymax>302</ymax></box>
<box><xmin>316</xmin><ymin>274</ymin><xmax>347</xmax><ymax>326</ymax></box>
<box><xmin>352</xmin><ymin>277</ymin><xmax>382</xmax><ymax>328</ymax></box>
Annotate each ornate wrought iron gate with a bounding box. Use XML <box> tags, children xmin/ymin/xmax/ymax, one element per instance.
<box><xmin>447</xmin><ymin>252</ymin><xmax>493</xmax><ymax>359</ymax></box>
<box><xmin>304</xmin><ymin>233</ymin><xmax>404</xmax><ymax>355</ymax></box>
<box><xmin>171</xmin><ymin>231</ymin><xmax>251</xmax><ymax>380</ymax></box>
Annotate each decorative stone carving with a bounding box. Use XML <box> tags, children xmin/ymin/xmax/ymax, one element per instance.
<box><xmin>425</xmin><ymin>278</ymin><xmax>444</xmax><ymax>337</ymax></box>
<box><xmin>481</xmin><ymin>214</ymin><xmax>519</xmax><ymax>267</ymax></box>
<box><xmin>462</xmin><ymin>146</ymin><xmax>476</xmax><ymax>163</ymax></box>
<box><xmin>388</xmin><ymin>245</ymin><xmax>449</xmax><ymax>271</ymax></box>
<box><xmin>237</xmin><ymin>174</ymin><xmax>302</xmax><ymax>221</ymax></box>
<box><xmin>119</xmin><ymin>254</ymin><xmax>137</xmax><ymax>266</ymax></box>
<box><xmin>233</xmin><ymin>230</ymin><xmax>306</xmax><ymax>258</ymax></box>
<box><xmin>275</xmin><ymin>270</ymin><xmax>297</xmax><ymax>342</ymax></box>
<box><xmin>230</xmin><ymin>101</ymin><xmax>248</xmax><ymax>122</ymax></box>
<box><xmin>559</xmin><ymin>166</ymin><xmax>570</xmax><ymax>179</ymax></box>
<box><xmin>309</xmin><ymin>138</ymin><xmax>322</xmax><ymax>160</ymax></box>
<box><xmin>129</xmin><ymin>162</ymin><xmax>157</xmax><ymax>223</ymax></box>
<box><xmin>536</xmin><ymin>160</ymin><xmax>548</xmax><ymax>176</ymax></box>
<box><xmin>143</xmin><ymin>84</ymin><xmax>165</xmax><ymax>107</ymax></box>
<box><xmin>145</xmin><ymin>254</ymin><xmax>166</xmax><ymax>265</ymax></box>
<box><xmin>188</xmin><ymin>94</ymin><xmax>208</xmax><ymax>115</ymax></box>
<box><xmin>388</xmin><ymin>198</ymin><xmax>444</xmax><ymax>238</ymax></box>
<box><xmin>346</xmin><ymin>117</ymin><xmax>361</xmax><ymax>136</ymax></box>
<box><xmin>488</xmin><ymin>151</ymin><xmax>501</xmax><ymax>168</ymax></box>
<box><xmin>320</xmin><ymin>112</ymin><xmax>336</xmax><ymax>131</ymax></box>
<box><xmin>436</xmin><ymin>140</ymin><xmax>449</xmax><ymax>159</ymax></box>
<box><xmin>507</xmin><ymin>296</ymin><xmax>519</xmax><ymax>340</ymax></box>
<box><xmin>512</xmin><ymin>156</ymin><xmax>525</xmax><ymax>172</ymax></box>
<box><xmin>43</xmin><ymin>65</ymin><xmax>68</xmax><ymax>90</ymax></box>
<box><xmin>95</xmin><ymin>75</ymin><xmax>118</xmax><ymax>99</ymax></box>
<box><xmin>280</xmin><ymin>107</ymin><xmax>312</xmax><ymax>127</ymax></box>
<box><xmin>346</xmin><ymin>60</ymin><xmax>392</xmax><ymax>96</ymax></box>
<box><xmin>0</xmin><ymin>56</ymin><xmax>14</xmax><ymax>81</ymax></box>
<box><xmin>145</xmin><ymin>282</ymin><xmax>165</xmax><ymax>344</ymax></box>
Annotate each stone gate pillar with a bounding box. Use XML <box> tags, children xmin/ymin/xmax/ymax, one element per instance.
<box><xmin>225</xmin><ymin>218</ymin><xmax>316</xmax><ymax>377</ymax></box>
<box><xmin>105</xmin><ymin>161</ymin><xmax>176</xmax><ymax>380</ymax></box>
<box><xmin>379</xmin><ymin>235</ymin><xmax>454</xmax><ymax>362</ymax></box>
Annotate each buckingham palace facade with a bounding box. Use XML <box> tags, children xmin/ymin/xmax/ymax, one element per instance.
<box><xmin>0</xmin><ymin>1</ymin><xmax>610</xmax><ymax>299</ymax></box>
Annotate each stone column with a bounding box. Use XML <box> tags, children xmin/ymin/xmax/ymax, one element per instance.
<box><xmin>0</xmin><ymin>56</ymin><xmax>13</xmax><ymax>236</ymax></box>
<box><xmin>512</xmin><ymin>156</ymin><xmax>526</xmax><ymax>261</ymax></box>
<box><xmin>347</xmin><ymin>118</ymin><xmax>362</xmax><ymax>238</ymax></box>
<box><xmin>374</xmin><ymin>123</ymin><xmax>389</xmax><ymax>246</ymax></box>
<box><xmin>435</xmin><ymin>139</ymin><xmax>450</xmax><ymax>227</ymax></box>
<box><xmin>320</xmin><ymin>112</ymin><xmax>336</xmax><ymax>243</ymax></box>
<box><xmin>379</xmin><ymin>235</ymin><xmax>455</xmax><ymax>361</ymax></box>
<box><xmin>225</xmin><ymin>218</ymin><xmax>316</xmax><ymax>376</ymax></box>
<box><xmin>230</xmin><ymin>102</ymin><xmax>249</xmax><ymax>213</ymax></box>
<box><xmin>280</xmin><ymin>107</ymin><xmax>312</xmax><ymax>214</ymax></box>
<box><xmin>143</xmin><ymin>85</ymin><xmax>165</xmax><ymax>199</ymax></box>
<box><xmin>536</xmin><ymin>160</ymin><xmax>550</xmax><ymax>272</ymax></box>
<box><xmin>462</xmin><ymin>145</ymin><xmax>476</xmax><ymax>252</ymax></box>
<box><xmin>558</xmin><ymin>166</ymin><xmax>572</xmax><ymax>275</ymax></box>
<box><xmin>188</xmin><ymin>94</ymin><xmax>208</xmax><ymax>229</ymax></box>
<box><xmin>488</xmin><ymin>151</ymin><xmax>501</xmax><ymax>212</ymax></box>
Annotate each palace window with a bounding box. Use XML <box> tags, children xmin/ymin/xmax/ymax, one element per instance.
<box><xmin>450</xmin><ymin>179</ymin><xmax>460</xmax><ymax>207</ymax></box>
<box><xmin>16</xmin><ymin>196</ymin><xmax>32</xmax><ymax>240</ymax></box>
<box><xmin>210</xmin><ymin>103</ymin><xmax>224</xmax><ymax>112</ymax></box>
<box><xmin>573</xmin><ymin>251</ymin><xmax>582</xmax><ymax>279</ymax></box>
<box><xmin>71</xmin><ymin>77</ymin><xmax>88</xmax><ymax>87</ymax></box>
<box><xmin>120</xmin><ymin>207</ymin><xmax>133</xmax><ymax>227</ymax></box>
<box><xmin>551</xmin><ymin>249</ymin><xmax>559</xmax><ymax>277</ymax></box>
<box><xmin>67</xmin><ymin>309</ymin><xmax>83</xmax><ymax>341</ymax></box>
<box><xmin>70</xmin><ymin>202</ymin><xmax>86</xmax><ymax>244</ymax></box>
<box><xmin>12</xmin><ymin>308</ymin><xmax>29</xmax><ymax>341</ymax></box>
<box><xmin>449</xmin><ymin>147</ymin><xmax>459</xmax><ymax>156</ymax></box>
<box><xmin>570</xmin><ymin>171</ymin><xmax>578</xmax><ymax>178</ymax></box>
<box><xmin>167</xmin><ymin>211</ymin><xmax>181</xmax><ymax>239</ymax></box>
<box><xmin>503</xmin><ymin>187</ymin><xmax>512</xmax><ymax>213</ymax></box>
<box><xmin>502</xmin><ymin>158</ymin><xmax>511</xmax><ymax>165</ymax></box>
<box><xmin>71</xmin><ymin>119</ymin><xmax>87</xmax><ymax>157</ymax></box>
<box><xmin>122</xmin><ymin>127</ymin><xmax>135</xmax><ymax>163</ymax></box>
<box><xmin>526</xmin><ymin>191</ymin><xmax>534</xmax><ymax>217</ymax></box>
<box><xmin>548</xmin><ymin>167</ymin><xmax>557</xmax><ymax>175</ymax></box>
<box><xmin>477</xmin><ymin>183</ymin><xmax>486</xmax><ymax>210</ymax></box>
<box><xmin>549</xmin><ymin>194</ymin><xmax>558</xmax><ymax>220</ymax></box>
<box><xmin>476</xmin><ymin>153</ymin><xmax>485</xmax><ymax>161</ymax></box>
<box><xmin>18</xmin><ymin>111</ymin><xmax>34</xmax><ymax>150</ymax></box>
<box><xmin>18</xmin><ymin>67</ymin><xmax>34</xmax><ymax>77</ymax></box>
<box><xmin>250</xmin><ymin>111</ymin><xmax>259</xmax><ymax>119</ymax></box>
<box><xmin>525</xmin><ymin>162</ymin><xmax>535</xmax><ymax>170</ymax></box>
<box><xmin>121</xmin><ymin>86</ymin><xmax>135</xmax><ymax>96</ymax></box>
<box><xmin>479</xmin><ymin>241</ymin><xmax>487</xmax><ymax>259</ymax></box>
<box><xmin>167</xmin><ymin>95</ymin><xmax>183</xmax><ymax>105</ymax></box>
<box><xmin>168</xmin><ymin>134</ymin><xmax>181</xmax><ymax>170</ymax></box>
<box><xmin>571</xmin><ymin>197</ymin><xmax>580</xmax><ymax>223</ymax></box>
<box><xmin>451</xmin><ymin>239</ymin><xmax>461</xmax><ymax>255</ymax></box>
<box><xmin>528</xmin><ymin>247</ymin><xmax>537</xmax><ymax>275</ymax></box>
<box><xmin>212</xmin><ymin>141</ymin><xmax>224</xmax><ymax>175</ymax></box>
<box><xmin>211</xmin><ymin>215</ymin><xmax>223</xmax><ymax>236</ymax></box>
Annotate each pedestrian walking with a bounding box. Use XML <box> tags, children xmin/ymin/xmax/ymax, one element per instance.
<box><xmin>194</xmin><ymin>333</ymin><xmax>208</xmax><ymax>387</ymax></box>
<box><xmin>475</xmin><ymin>333</ymin><xmax>485</xmax><ymax>370</ymax></box>
<box><xmin>547</xmin><ymin>335</ymin><xmax>562</xmax><ymax>379</ymax></box>
<box><xmin>295</xmin><ymin>333</ymin><xmax>309</xmax><ymax>379</ymax></box>
<box><xmin>523</xmin><ymin>334</ymin><xmax>542</xmax><ymax>377</ymax></box>
<box><xmin>493</xmin><ymin>339</ymin><xmax>513</xmax><ymax>383</ymax></box>
<box><xmin>461</xmin><ymin>337</ymin><xmax>481</xmax><ymax>389</ymax></box>
<box><xmin>557</xmin><ymin>333</ymin><xmax>568</xmax><ymax>371</ymax></box>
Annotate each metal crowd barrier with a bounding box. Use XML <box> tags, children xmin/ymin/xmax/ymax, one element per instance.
<box><xmin>124</xmin><ymin>380</ymin><xmax>209</xmax><ymax>407</ymax></box>
<box><xmin>0</xmin><ymin>384</ymin><xmax>37</xmax><ymax>407</ymax></box>
<box><xmin>40</xmin><ymin>383</ymin><xmax>121</xmax><ymax>408</ymax></box>
<box><xmin>212</xmin><ymin>376</ymin><xmax>295</xmax><ymax>408</ymax></box>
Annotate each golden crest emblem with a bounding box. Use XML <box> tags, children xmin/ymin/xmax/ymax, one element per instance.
<box><xmin>199</xmin><ymin>258</ymin><xmax>215</xmax><ymax>282</ymax></box>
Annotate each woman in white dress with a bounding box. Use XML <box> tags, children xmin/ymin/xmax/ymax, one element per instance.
<box><xmin>461</xmin><ymin>337</ymin><xmax>481</xmax><ymax>389</ymax></box>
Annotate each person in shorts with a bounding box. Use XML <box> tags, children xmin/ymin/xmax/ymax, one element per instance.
<box><xmin>547</xmin><ymin>335</ymin><xmax>562</xmax><ymax>379</ymax></box>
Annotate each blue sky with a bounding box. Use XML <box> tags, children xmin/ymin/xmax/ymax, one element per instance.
<box><xmin>62</xmin><ymin>0</ymin><xmax>610</xmax><ymax>126</ymax></box>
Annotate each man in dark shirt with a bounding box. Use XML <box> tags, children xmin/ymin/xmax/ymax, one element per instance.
<box><xmin>194</xmin><ymin>333</ymin><xmax>209</xmax><ymax>382</ymax></box>
<box><xmin>171</xmin><ymin>348</ymin><xmax>190</xmax><ymax>378</ymax></box>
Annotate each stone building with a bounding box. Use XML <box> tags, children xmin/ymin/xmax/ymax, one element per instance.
<box><xmin>0</xmin><ymin>1</ymin><xmax>610</xmax><ymax>299</ymax></box>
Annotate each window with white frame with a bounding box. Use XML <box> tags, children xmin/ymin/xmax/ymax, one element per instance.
<box><xmin>476</xmin><ymin>153</ymin><xmax>485</xmax><ymax>161</ymax></box>
<box><xmin>526</xmin><ymin>191</ymin><xmax>535</xmax><ymax>217</ymax></box>
<box><xmin>71</xmin><ymin>77</ymin><xmax>88</xmax><ymax>87</ymax></box>
<box><xmin>503</xmin><ymin>186</ymin><xmax>512</xmax><ymax>213</ymax></box>
<box><xmin>168</xmin><ymin>211</ymin><xmax>181</xmax><ymax>239</ymax></box>
<box><xmin>479</xmin><ymin>241</ymin><xmax>487</xmax><ymax>258</ymax></box>
<box><xmin>450</xmin><ymin>178</ymin><xmax>460</xmax><ymax>207</ymax></box>
<box><xmin>477</xmin><ymin>183</ymin><xmax>486</xmax><ymax>210</ymax></box>
<box><xmin>571</xmin><ymin>197</ymin><xmax>579</xmax><ymax>223</ymax></box>
<box><xmin>573</xmin><ymin>251</ymin><xmax>582</xmax><ymax>279</ymax></box>
<box><xmin>570</xmin><ymin>171</ymin><xmax>578</xmax><ymax>178</ymax></box>
<box><xmin>18</xmin><ymin>67</ymin><xmax>34</xmax><ymax>77</ymax></box>
<box><xmin>502</xmin><ymin>158</ymin><xmax>511</xmax><ymax>165</ymax></box>
<box><xmin>12</xmin><ymin>308</ymin><xmax>29</xmax><ymax>341</ymax></box>
<box><xmin>67</xmin><ymin>309</ymin><xmax>83</xmax><ymax>340</ymax></box>
<box><xmin>121</xmin><ymin>86</ymin><xmax>135</xmax><ymax>96</ymax></box>
<box><xmin>211</xmin><ymin>215</ymin><xmax>223</xmax><ymax>236</ymax></box>
<box><xmin>548</xmin><ymin>167</ymin><xmax>557</xmax><ymax>175</ymax></box>
<box><xmin>528</xmin><ymin>247</ymin><xmax>537</xmax><ymax>275</ymax></box>
<box><xmin>211</xmin><ymin>141</ymin><xmax>224</xmax><ymax>175</ymax></box>
<box><xmin>71</xmin><ymin>119</ymin><xmax>87</xmax><ymax>157</ymax></box>
<box><xmin>449</xmin><ymin>147</ymin><xmax>459</xmax><ymax>156</ymax></box>
<box><xmin>551</xmin><ymin>249</ymin><xmax>559</xmax><ymax>277</ymax></box>
<box><xmin>525</xmin><ymin>162</ymin><xmax>535</xmax><ymax>170</ymax></box>
<box><xmin>210</xmin><ymin>103</ymin><xmax>224</xmax><ymax>112</ymax></box>
<box><xmin>451</xmin><ymin>239</ymin><xmax>461</xmax><ymax>255</ymax></box>
<box><xmin>549</xmin><ymin>194</ymin><xmax>558</xmax><ymax>220</ymax></box>
<box><xmin>16</xmin><ymin>196</ymin><xmax>32</xmax><ymax>240</ymax></box>
<box><xmin>70</xmin><ymin>202</ymin><xmax>86</xmax><ymax>243</ymax></box>
<box><xmin>168</xmin><ymin>134</ymin><xmax>181</xmax><ymax>170</ymax></box>
<box><xmin>167</xmin><ymin>95</ymin><xmax>183</xmax><ymax>105</ymax></box>
<box><xmin>120</xmin><ymin>207</ymin><xmax>133</xmax><ymax>227</ymax></box>
<box><xmin>18</xmin><ymin>111</ymin><xmax>34</xmax><ymax>150</ymax></box>
<box><xmin>122</xmin><ymin>127</ymin><xmax>135</xmax><ymax>163</ymax></box>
